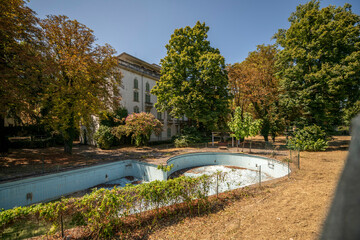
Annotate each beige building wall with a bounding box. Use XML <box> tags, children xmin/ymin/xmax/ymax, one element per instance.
<box><xmin>118</xmin><ymin>53</ymin><xmax>182</xmax><ymax>142</ymax></box>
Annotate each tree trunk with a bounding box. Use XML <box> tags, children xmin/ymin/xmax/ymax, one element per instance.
<box><xmin>64</xmin><ymin>137</ymin><xmax>73</xmax><ymax>154</ymax></box>
<box><xmin>0</xmin><ymin>116</ymin><xmax>9</xmax><ymax>153</ymax></box>
<box><xmin>249</xmin><ymin>139</ymin><xmax>252</xmax><ymax>153</ymax></box>
<box><xmin>261</xmin><ymin>118</ymin><xmax>270</xmax><ymax>142</ymax></box>
<box><xmin>63</xmin><ymin>114</ymin><xmax>75</xmax><ymax>154</ymax></box>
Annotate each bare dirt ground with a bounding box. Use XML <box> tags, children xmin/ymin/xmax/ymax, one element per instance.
<box><xmin>0</xmin><ymin>136</ymin><xmax>351</xmax><ymax>239</ymax></box>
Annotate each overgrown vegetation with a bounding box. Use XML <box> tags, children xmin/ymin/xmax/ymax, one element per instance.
<box><xmin>287</xmin><ymin>125</ymin><xmax>328</xmax><ymax>151</ymax></box>
<box><xmin>93</xmin><ymin>126</ymin><xmax>116</xmax><ymax>150</ymax></box>
<box><xmin>173</xmin><ymin>126</ymin><xmax>207</xmax><ymax>148</ymax></box>
<box><xmin>0</xmin><ymin>174</ymin><xmax>222</xmax><ymax>239</ymax></box>
<box><xmin>112</xmin><ymin>112</ymin><xmax>163</xmax><ymax>147</ymax></box>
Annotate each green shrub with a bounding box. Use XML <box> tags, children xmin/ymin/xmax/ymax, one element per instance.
<box><xmin>287</xmin><ymin>125</ymin><xmax>328</xmax><ymax>151</ymax></box>
<box><xmin>93</xmin><ymin>126</ymin><xmax>116</xmax><ymax>149</ymax></box>
<box><xmin>0</xmin><ymin>174</ymin><xmax>214</xmax><ymax>238</ymax></box>
<box><xmin>174</xmin><ymin>136</ymin><xmax>189</xmax><ymax>148</ymax></box>
<box><xmin>173</xmin><ymin>126</ymin><xmax>204</xmax><ymax>147</ymax></box>
<box><xmin>99</xmin><ymin>107</ymin><xmax>128</xmax><ymax>127</ymax></box>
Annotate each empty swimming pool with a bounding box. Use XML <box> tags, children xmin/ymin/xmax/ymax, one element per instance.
<box><xmin>0</xmin><ymin>152</ymin><xmax>290</xmax><ymax>210</ymax></box>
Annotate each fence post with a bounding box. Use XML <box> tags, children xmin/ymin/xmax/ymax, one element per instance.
<box><xmin>288</xmin><ymin>159</ymin><xmax>290</xmax><ymax>178</ymax></box>
<box><xmin>298</xmin><ymin>150</ymin><xmax>300</xmax><ymax>169</ymax></box>
<box><xmin>259</xmin><ymin>165</ymin><xmax>262</xmax><ymax>187</ymax></box>
<box><xmin>216</xmin><ymin>173</ymin><xmax>219</xmax><ymax>198</ymax></box>
<box><xmin>60</xmin><ymin>214</ymin><xmax>64</xmax><ymax>238</ymax></box>
<box><xmin>41</xmin><ymin>155</ymin><xmax>45</xmax><ymax>173</ymax></box>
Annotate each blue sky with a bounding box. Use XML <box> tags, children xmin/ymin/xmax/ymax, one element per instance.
<box><xmin>28</xmin><ymin>0</ymin><xmax>360</xmax><ymax>65</ymax></box>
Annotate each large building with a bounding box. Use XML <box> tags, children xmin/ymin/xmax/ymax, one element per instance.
<box><xmin>117</xmin><ymin>52</ymin><xmax>184</xmax><ymax>141</ymax></box>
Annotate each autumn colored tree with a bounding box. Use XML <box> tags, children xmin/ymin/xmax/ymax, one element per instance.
<box><xmin>274</xmin><ymin>0</ymin><xmax>360</xmax><ymax>131</ymax></box>
<box><xmin>228</xmin><ymin>45</ymin><xmax>283</xmax><ymax>141</ymax></box>
<box><xmin>40</xmin><ymin>15</ymin><xmax>122</xmax><ymax>154</ymax></box>
<box><xmin>151</xmin><ymin>21</ymin><xmax>231</xmax><ymax>130</ymax></box>
<box><xmin>0</xmin><ymin>0</ymin><xmax>43</xmax><ymax>152</ymax></box>
<box><xmin>113</xmin><ymin>112</ymin><xmax>163</xmax><ymax>147</ymax></box>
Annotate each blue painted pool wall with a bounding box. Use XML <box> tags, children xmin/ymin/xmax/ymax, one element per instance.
<box><xmin>0</xmin><ymin>160</ymin><xmax>165</xmax><ymax>210</ymax></box>
<box><xmin>0</xmin><ymin>153</ymin><xmax>288</xmax><ymax>210</ymax></box>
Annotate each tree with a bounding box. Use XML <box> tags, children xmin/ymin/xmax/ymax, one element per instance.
<box><xmin>0</xmin><ymin>0</ymin><xmax>43</xmax><ymax>152</ymax></box>
<box><xmin>228</xmin><ymin>45</ymin><xmax>284</xmax><ymax>141</ymax></box>
<box><xmin>274</xmin><ymin>1</ymin><xmax>360</xmax><ymax>132</ymax></box>
<box><xmin>228</xmin><ymin>107</ymin><xmax>262</xmax><ymax>152</ymax></box>
<box><xmin>151</xmin><ymin>21</ymin><xmax>231</xmax><ymax>130</ymax></box>
<box><xmin>40</xmin><ymin>15</ymin><xmax>122</xmax><ymax>154</ymax></box>
<box><xmin>113</xmin><ymin>112</ymin><xmax>163</xmax><ymax>147</ymax></box>
<box><xmin>99</xmin><ymin>106</ymin><xmax>128</xmax><ymax>127</ymax></box>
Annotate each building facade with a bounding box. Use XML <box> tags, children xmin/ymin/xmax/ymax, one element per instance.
<box><xmin>117</xmin><ymin>52</ymin><xmax>184</xmax><ymax>141</ymax></box>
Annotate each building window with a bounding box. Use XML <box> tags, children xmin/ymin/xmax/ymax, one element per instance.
<box><xmin>133</xmin><ymin>91</ymin><xmax>139</xmax><ymax>102</ymax></box>
<box><xmin>146</xmin><ymin>82</ymin><xmax>150</xmax><ymax>92</ymax></box>
<box><xmin>167</xmin><ymin>128</ymin><xmax>171</xmax><ymax>138</ymax></box>
<box><xmin>145</xmin><ymin>94</ymin><xmax>151</xmax><ymax>103</ymax></box>
<box><xmin>134</xmin><ymin>78</ymin><xmax>138</xmax><ymax>89</ymax></box>
<box><xmin>157</xmin><ymin>112</ymin><xmax>162</xmax><ymax>120</ymax></box>
<box><xmin>134</xmin><ymin>106</ymin><xmax>139</xmax><ymax>113</ymax></box>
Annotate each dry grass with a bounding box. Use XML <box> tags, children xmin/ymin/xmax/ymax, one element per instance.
<box><xmin>1</xmin><ymin>136</ymin><xmax>350</xmax><ymax>239</ymax></box>
<box><xmin>148</xmin><ymin>137</ymin><xmax>349</xmax><ymax>240</ymax></box>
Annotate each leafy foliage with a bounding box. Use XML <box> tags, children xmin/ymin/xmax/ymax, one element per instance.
<box><xmin>0</xmin><ymin>174</ymin><xmax>216</xmax><ymax>238</ymax></box>
<box><xmin>99</xmin><ymin>107</ymin><xmax>128</xmax><ymax>127</ymax></box>
<box><xmin>173</xmin><ymin>126</ymin><xmax>204</xmax><ymax>148</ymax></box>
<box><xmin>152</xmin><ymin>21</ymin><xmax>231</xmax><ymax>130</ymax></box>
<box><xmin>287</xmin><ymin>125</ymin><xmax>328</xmax><ymax>151</ymax></box>
<box><xmin>342</xmin><ymin>100</ymin><xmax>360</xmax><ymax>127</ymax></box>
<box><xmin>0</xmin><ymin>0</ymin><xmax>43</xmax><ymax>152</ymax></box>
<box><xmin>93</xmin><ymin>125</ymin><xmax>116</xmax><ymax>149</ymax></box>
<box><xmin>228</xmin><ymin>107</ymin><xmax>262</xmax><ymax>141</ymax></box>
<box><xmin>40</xmin><ymin>15</ymin><xmax>122</xmax><ymax>154</ymax></box>
<box><xmin>274</xmin><ymin>1</ymin><xmax>360</xmax><ymax>131</ymax></box>
<box><xmin>113</xmin><ymin>112</ymin><xmax>163</xmax><ymax>147</ymax></box>
<box><xmin>228</xmin><ymin>45</ymin><xmax>284</xmax><ymax>141</ymax></box>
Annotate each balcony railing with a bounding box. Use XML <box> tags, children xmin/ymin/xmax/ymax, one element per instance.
<box><xmin>119</xmin><ymin>60</ymin><xmax>160</xmax><ymax>79</ymax></box>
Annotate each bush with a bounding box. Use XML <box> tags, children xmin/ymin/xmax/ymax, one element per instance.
<box><xmin>112</xmin><ymin>112</ymin><xmax>163</xmax><ymax>147</ymax></box>
<box><xmin>99</xmin><ymin>107</ymin><xmax>128</xmax><ymax>127</ymax></box>
<box><xmin>287</xmin><ymin>125</ymin><xmax>328</xmax><ymax>151</ymax></box>
<box><xmin>174</xmin><ymin>136</ymin><xmax>189</xmax><ymax>148</ymax></box>
<box><xmin>93</xmin><ymin>126</ymin><xmax>116</xmax><ymax>149</ymax></box>
<box><xmin>173</xmin><ymin>126</ymin><xmax>204</xmax><ymax>148</ymax></box>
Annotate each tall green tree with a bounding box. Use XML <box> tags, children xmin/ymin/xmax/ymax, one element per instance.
<box><xmin>151</xmin><ymin>21</ymin><xmax>231</xmax><ymax>130</ymax></box>
<box><xmin>41</xmin><ymin>15</ymin><xmax>122</xmax><ymax>154</ymax></box>
<box><xmin>274</xmin><ymin>0</ymin><xmax>360</xmax><ymax>131</ymax></box>
<box><xmin>228</xmin><ymin>45</ymin><xmax>284</xmax><ymax>141</ymax></box>
<box><xmin>0</xmin><ymin>0</ymin><xmax>43</xmax><ymax>152</ymax></box>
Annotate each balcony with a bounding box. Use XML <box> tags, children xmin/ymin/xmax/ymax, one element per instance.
<box><xmin>119</xmin><ymin>59</ymin><xmax>160</xmax><ymax>79</ymax></box>
<box><xmin>145</xmin><ymin>101</ymin><xmax>153</xmax><ymax>108</ymax></box>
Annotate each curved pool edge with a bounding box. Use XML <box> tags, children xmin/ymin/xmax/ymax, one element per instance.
<box><xmin>0</xmin><ymin>152</ymin><xmax>290</xmax><ymax>210</ymax></box>
<box><xmin>166</xmin><ymin>152</ymin><xmax>290</xmax><ymax>179</ymax></box>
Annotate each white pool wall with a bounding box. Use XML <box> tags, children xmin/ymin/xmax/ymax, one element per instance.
<box><xmin>167</xmin><ymin>152</ymin><xmax>289</xmax><ymax>179</ymax></box>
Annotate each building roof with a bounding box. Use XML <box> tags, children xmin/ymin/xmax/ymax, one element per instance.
<box><xmin>118</xmin><ymin>52</ymin><xmax>161</xmax><ymax>78</ymax></box>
